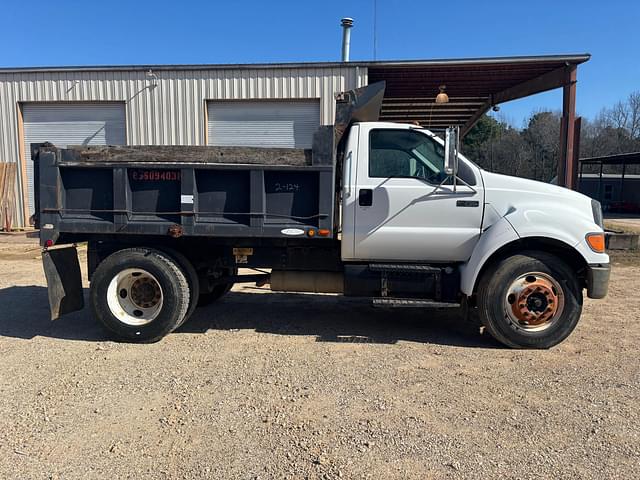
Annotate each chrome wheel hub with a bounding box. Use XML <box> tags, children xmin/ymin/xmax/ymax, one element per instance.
<box><xmin>504</xmin><ymin>272</ymin><xmax>564</xmax><ymax>332</ymax></box>
<box><xmin>106</xmin><ymin>268</ymin><xmax>164</xmax><ymax>326</ymax></box>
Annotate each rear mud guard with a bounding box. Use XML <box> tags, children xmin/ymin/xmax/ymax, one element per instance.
<box><xmin>42</xmin><ymin>246</ymin><xmax>84</xmax><ymax>320</ymax></box>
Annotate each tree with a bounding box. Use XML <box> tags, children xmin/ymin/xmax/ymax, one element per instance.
<box><xmin>522</xmin><ymin>111</ymin><xmax>561</xmax><ymax>182</ymax></box>
<box><xmin>599</xmin><ymin>92</ymin><xmax>640</xmax><ymax>139</ymax></box>
<box><xmin>463</xmin><ymin>115</ymin><xmax>534</xmax><ymax>180</ymax></box>
<box><xmin>492</xmin><ymin>126</ymin><xmax>532</xmax><ymax>178</ymax></box>
<box><xmin>461</xmin><ymin>90</ymin><xmax>640</xmax><ymax>181</ymax></box>
<box><xmin>462</xmin><ymin>115</ymin><xmax>505</xmax><ymax>172</ymax></box>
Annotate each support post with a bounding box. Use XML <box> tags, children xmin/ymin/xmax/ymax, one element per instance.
<box><xmin>578</xmin><ymin>158</ymin><xmax>584</xmax><ymax>192</ymax></box>
<box><xmin>620</xmin><ymin>161</ymin><xmax>626</xmax><ymax>205</ymax></box>
<box><xmin>598</xmin><ymin>161</ymin><xmax>603</xmax><ymax>203</ymax></box>
<box><xmin>16</xmin><ymin>103</ymin><xmax>30</xmax><ymax>227</ymax></box>
<box><xmin>571</xmin><ymin>116</ymin><xmax>582</xmax><ymax>190</ymax></box>
<box><xmin>557</xmin><ymin>65</ymin><xmax>577</xmax><ymax>188</ymax></box>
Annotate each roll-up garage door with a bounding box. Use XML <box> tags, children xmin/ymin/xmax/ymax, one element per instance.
<box><xmin>207</xmin><ymin>100</ymin><xmax>320</xmax><ymax>149</ymax></box>
<box><xmin>22</xmin><ymin>102</ymin><xmax>126</xmax><ymax>216</ymax></box>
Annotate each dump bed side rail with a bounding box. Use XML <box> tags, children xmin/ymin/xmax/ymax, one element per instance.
<box><xmin>35</xmin><ymin>145</ymin><xmax>336</xmax><ymax>247</ymax></box>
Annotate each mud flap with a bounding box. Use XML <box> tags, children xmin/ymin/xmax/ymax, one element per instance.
<box><xmin>42</xmin><ymin>246</ymin><xmax>84</xmax><ymax>320</ymax></box>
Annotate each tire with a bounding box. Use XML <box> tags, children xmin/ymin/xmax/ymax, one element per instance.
<box><xmin>197</xmin><ymin>267</ymin><xmax>237</xmax><ymax>307</ymax></box>
<box><xmin>477</xmin><ymin>251</ymin><xmax>583</xmax><ymax>349</ymax></box>
<box><xmin>157</xmin><ymin>247</ymin><xmax>200</xmax><ymax>328</ymax></box>
<box><xmin>197</xmin><ymin>282</ymin><xmax>234</xmax><ymax>307</ymax></box>
<box><xmin>90</xmin><ymin>248</ymin><xmax>190</xmax><ymax>342</ymax></box>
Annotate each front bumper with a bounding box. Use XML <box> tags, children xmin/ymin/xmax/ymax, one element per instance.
<box><xmin>586</xmin><ymin>263</ymin><xmax>611</xmax><ymax>299</ymax></box>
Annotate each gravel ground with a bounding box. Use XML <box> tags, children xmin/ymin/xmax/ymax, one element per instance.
<box><xmin>0</xmin><ymin>236</ymin><xmax>639</xmax><ymax>479</ymax></box>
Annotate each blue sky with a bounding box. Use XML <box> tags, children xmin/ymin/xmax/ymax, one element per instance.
<box><xmin>2</xmin><ymin>0</ymin><xmax>638</xmax><ymax>127</ymax></box>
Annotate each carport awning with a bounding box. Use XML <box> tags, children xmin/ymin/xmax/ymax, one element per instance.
<box><xmin>580</xmin><ymin>152</ymin><xmax>640</xmax><ymax>165</ymax></box>
<box><xmin>367</xmin><ymin>54</ymin><xmax>590</xmax><ymax>135</ymax></box>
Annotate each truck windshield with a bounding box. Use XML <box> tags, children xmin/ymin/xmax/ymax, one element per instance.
<box><xmin>369</xmin><ymin>129</ymin><xmax>447</xmax><ymax>184</ymax></box>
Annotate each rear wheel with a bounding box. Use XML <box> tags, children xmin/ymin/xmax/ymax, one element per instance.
<box><xmin>90</xmin><ymin>248</ymin><xmax>190</xmax><ymax>342</ymax></box>
<box><xmin>477</xmin><ymin>251</ymin><xmax>582</xmax><ymax>348</ymax></box>
<box><xmin>197</xmin><ymin>268</ymin><xmax>236</xmax><ymax>307</ymax></box>
<box><xmin>197</xmin><ymin>284</ymin><xmax>233</xmax><ymax>307</ymax></box>
<box><xmin>157</xmin><ymin>248</ymin><xmax>200</xmax><ymax>328</ymax></box>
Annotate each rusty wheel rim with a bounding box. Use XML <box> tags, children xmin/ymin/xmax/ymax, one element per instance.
<box><xmin>504</xmin><ymin>272</ymin><xmax>565</xmax><ymax>333</ymax></box>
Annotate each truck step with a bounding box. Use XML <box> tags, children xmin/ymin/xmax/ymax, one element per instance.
<box><xmin>372</xmin><ymin>298</ymin><xmax>460</xmax><ymax>308</ymax></box>
<box><xmin>368</xmin><ymin>264</ymin><xmax>443</xmax><ymax>274</ymax></box>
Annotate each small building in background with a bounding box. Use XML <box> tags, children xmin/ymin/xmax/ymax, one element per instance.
<box><xmin>578</xmin><ymin>152</ymin><xmax>640</xmax><ymax>214</ymax></box>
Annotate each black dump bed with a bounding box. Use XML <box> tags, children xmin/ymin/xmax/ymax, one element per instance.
<box><xmin>33</xmin><ymin>82</ymin><xmax>385</xmax><ymax>246</ymax></box>
<box><xmin>34</xmin><ymin>144</ymin><xmax>335</xmax><ymax>244</ymax></box>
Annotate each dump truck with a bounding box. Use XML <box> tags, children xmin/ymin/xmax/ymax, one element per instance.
<box><xmin>33</xmin><ymin>82</ymin><xmax>610</xmax><ymax>348</ymax></box>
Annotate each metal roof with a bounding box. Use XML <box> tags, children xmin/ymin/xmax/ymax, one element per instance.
<box><xmin>368</xmin><ymin>54</ymin><xmax>590</xmax><ymax>134</ymax></box>
<box><xmin>0</xmin><ymin>53</ymin><xmax>589</xmax><ymax>73</ymax></box>
<box><xmin>0</xmin><ymin>53</ymin><xmax>590</xmax><ymax>136</ymax></box>
<box><xmin>580</xmin><ymin>152</ymin><xmax>640</xmax><ymax>165</ymax></box>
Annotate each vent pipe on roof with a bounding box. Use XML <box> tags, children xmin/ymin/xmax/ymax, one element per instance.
<box><xmin>341</xmin><ymin>18</ymin><xmax>353</xmax><ymax>62</ymax></box>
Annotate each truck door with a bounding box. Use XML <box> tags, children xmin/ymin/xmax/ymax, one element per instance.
<box><xmin>346</xmin><ymin>125</ymin><xmax>484</xmax><ymax>262</ymax></box>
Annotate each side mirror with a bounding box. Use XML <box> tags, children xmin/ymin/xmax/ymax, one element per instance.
<box><xmin>444</xmin><ymin>126</ymin><xmax>459</xmax><ymax>177</ymax></box>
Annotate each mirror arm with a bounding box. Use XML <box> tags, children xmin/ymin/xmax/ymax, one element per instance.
<box><xmin>452</xmin><ymin>174</ymin><xmax>477</xmax><ymax>194</ymax></box>
<box><xmin>432</xmin><ymin>175</ymin><xmax>453</xmax><ymax>194</ymax></box>
<box><xmin>432</xmin><ymin>173</ymin><xmax>477</xmax><ymax>195</ymax></box>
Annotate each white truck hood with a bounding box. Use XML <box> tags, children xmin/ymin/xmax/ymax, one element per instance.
<box><xmin>480</xmin><ymin>171</ymin><xmax>594</xmax><ymax>224</ymax></box>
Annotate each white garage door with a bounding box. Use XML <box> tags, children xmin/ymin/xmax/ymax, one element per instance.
<box><xmin>207</xmin><ymin>100</ymin><xmax>320</xmax><ymax>149</ymax></box>
<box><xmin>22</xmin><ymin>102</ymin><xmax>126</xmax><ymax>215</ymax></box>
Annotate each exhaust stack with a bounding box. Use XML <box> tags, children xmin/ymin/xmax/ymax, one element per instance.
<box><xmin>341</xmin><ymin>18</ymin><xmax>353</xmax><ymax>62</ymax></box>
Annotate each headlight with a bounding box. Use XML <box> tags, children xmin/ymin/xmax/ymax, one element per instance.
<box><xmin>591</xmin><ymin>199</ymin><xmax>604</xmax><ymax>229</ymax></box>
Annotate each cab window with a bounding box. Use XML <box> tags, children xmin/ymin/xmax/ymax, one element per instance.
<box><xmin>369</xmin><ymin>129</ymin><xmax>447</xmax><ymax>184</ymax></box>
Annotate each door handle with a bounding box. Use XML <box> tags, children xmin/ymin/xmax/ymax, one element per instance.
<box><xmin>359</xmin><ymin>189</ymin><xmax>373</xmax><ymax>207</ymax></box>
<box><xmin>456</xmin><ymin>200</ymin><xmax>479</xmax><ymax>207</ymax></box>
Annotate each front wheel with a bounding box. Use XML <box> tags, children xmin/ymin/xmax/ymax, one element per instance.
<box><xmin>90</xmin><ymin>248</ymin><xmax>190</xmax><ymax>342</ymax></box>
<box><xmin>477</xmin><ymin>251</ymin><xmax>583</xmax><ymax>349</ymax></box>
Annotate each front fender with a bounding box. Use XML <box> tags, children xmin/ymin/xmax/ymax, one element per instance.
<box><xmin>459</xmin><ymin>216</ymin><xmax>518</xmax><ymax>295</ymax></box>
<box><xmin>504</xmin><ymin>203</ymin><xmax>608</xmax><ymax>265</ymax></box>
<box><xmin>460</xmin><ymin>204</ymin><xmax>607</xmax><ymax>296</ymax></box>
<box><xmin>504</xmin><ymin>206</ymin><xmax>596</xmax><ymax>251</ymax></box>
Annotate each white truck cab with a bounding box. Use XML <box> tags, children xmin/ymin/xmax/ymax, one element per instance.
<box><xmin>342</xmin><ymin>122</ymin><xmax>484</xmax><ymax>262</ymax></box>
<box><xmin>341</xmin><ymin>121</ymin><xmax>610</xmax><ymax>348</ymax></box>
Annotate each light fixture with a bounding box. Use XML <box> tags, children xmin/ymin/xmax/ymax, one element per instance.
<box><xmin>146</xmin><ymin>69</ymin><xmax>158</xmax><ymax>88</ymax></box>
<box><xmin>435</xmin><ymin>85</ymin><xmax>449</xmax><ymax>104</ymax></box>
<box><xmin>66</xmin><ymin>80</ymin><xmax>80</xmax><ymax>93</ymax></box>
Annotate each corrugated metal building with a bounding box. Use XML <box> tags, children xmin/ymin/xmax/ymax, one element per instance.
<box><xmin>0</xmin><ymin>63</ymin><xmax>367</xmax><ymax>227</ymax></box>
<box><xmin>0</xmin><ymin>54</ymin><xmax>591</xmax><ymax>228</ymax></box>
